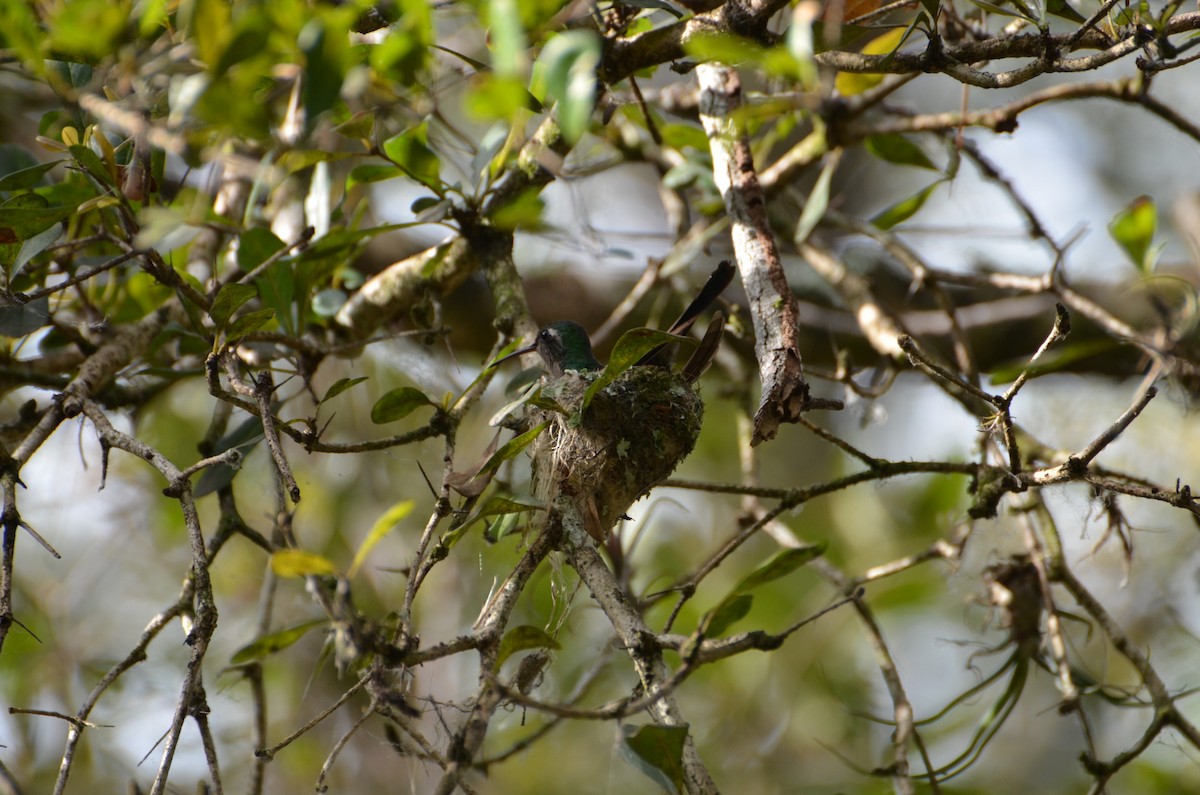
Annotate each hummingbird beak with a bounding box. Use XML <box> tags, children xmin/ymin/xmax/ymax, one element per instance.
<box><xmin>488</xmin><ymin>341</ymin><xmax>539</xmax><ymax>369</ymax></box>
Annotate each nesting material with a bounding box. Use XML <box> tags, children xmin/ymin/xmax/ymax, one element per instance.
<box><xmin>530</xmin><ymin>366</ymin><xmax>704</xmax><ymax>542</ymax></box>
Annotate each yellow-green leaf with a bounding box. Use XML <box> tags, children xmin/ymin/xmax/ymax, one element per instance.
<box><xmin>835</xmin><ymin>28</ymin><xmax>905</xmax><ymax>96</ymax></box>
<box><xmin>271</xmin><ymin>549</ymin><xmax>337</xmax><ymax>577</ymax></box>
<box><xmin>230</xmin><ymin>620</ymin><xmax>327</xmax><ymax>664</ymax></box>
<box><xmin>348</xmin><ymin>499</ymin><xmax>414</xmax><ymax>579</ymax></box>
<box><xmin>1109</xmin><ymin>195</ymin><xmax>1157</xmax><ymax>274</ymax></box>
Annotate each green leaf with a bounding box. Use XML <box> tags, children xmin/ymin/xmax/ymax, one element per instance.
<box><xmin>225</xmin><ymin>308</ymin><xmax>275</xmax><ymax>342</ymax></box>
<box><xmin>10</xmin><ymin>222</ymin><xmax>63</xmax><ymax>279</ymax></box>
<box><xmin>0</xmin><ymin>146</ymin><xmax>40</xmax><ymax>183</ymax></box>
<box><xmin>458</xmin><ymin>494</ymin><xmax>546</xmax><ymax>539</ymax></box>
<box><xmin>347</xmin><ymin>164</ymin><xmax>403</xmax><ymax>191</ymax></box>
<box><xmin>793</xmin><ymin>156</ymin><xmax>836</xmax><ymax>246</ymax></box>
<box><xmin>45</xmin><ymin>3</ymin><xmax>127</xmax><ymax>61</ymax></box>
<box><xmin>870</xmin><ymin>181</ymin><xmax>942</xmax><ymax>230</ymax></box>
<box><xmin>865</xmin><ymin>134</ymin><xmax>938</xmax><ymax>171</ymax></box>
<box><xmin>254</xmin><ymin>261</ymin><xmax>295</xmax><ymax>334</ymax></box>
<box><xmin>271</xmin><ymin>549</ymin><xmax>338</xmax><ymax>577</ymax></box>
<box><xmin>475</xmin><ymin>421</ymin><xmax>548</xmax><ymax>475</ymax></box>
<box><xmin>967</xmin><ymin>0</ymin><xmax>1034</xmax><ymax>19</ymax></box>
<box><xmin>704</xmin><ymin>594</ymin><xmax>753</xmax><ymax>638</ymax></box>
<box><xmin>464</xmin><ymin>74</ymin><xmax>539</xmax><ymax>121</ymax></box>
<box><xmin>383</xmin><ymin>123</ymin><xmax>441</xmax><ymax>188</ymax></box>
<box><xmin>237</xmin><ymin>227</ymin><xmax>286</xmax><ymax>272</ymax></box>
<box><xmin>619</xmin><ymin>724</ymin><xmax>688</xmax><ymax>795</ymax></box>
<box><xmin>210</xmin><ymin>283</ymin><xmax>258</xmax><ymax>329</ymax></box>
<box><xmin>299</xmin><ymin>16</ymin><xmax>348</xmax><ymax>126</ymax></box>
<box><xmin>370</xmin><ymin>0</ymin><xmax>432</xmax><ymax>83</ymax></box>
<box><xmin>0</xmin><ymin>159</ymin><xmax>63</xmax><ymax>192</ymax></box>
<box><xmin>1109</xmin><ymin>195</ymin><xmax>1157</xmax><ymax>274</ymax></box>
<box><xmin>44</xmin><ymin>61</ymin><xmax>93</xmax><ymax>92</ymax></box>
<box><xmin>194</xmin><ymin>416</ymin><xmax>263</xmax><ymax>497</ymax></box>
<box><xmin>0</xmin><ymin>204</ymin><xmax>77</xmax><ymax>244</ymax></box>
<box><xmin>411</xmin><ymin>196</ymin><xmax>443</xmax><ymax>215</ymax></box>
<box><xmin>320</xmin><ymin>376</ymin><xmax>369</xmax><ymax>405</ymax></box>
<box><xmin>835</xmin><ymin>28</ymin><xmax>908</xmax><ymax>94</ymax></box>
<box><xmin>733</xmin><ymin>545</ymin><xmax>826</xmax><ymax>594</ymax></box>
<box><xmin>230</xmin><ymin>620</ymin><xmax>327</xmax><ymax>664</ymax></box>
<box><xmin>191</xmin><ymin>0</ymin><xmax>232</xmax><ymax>69</ymax></box>
<box><xmin>348</xmin><ymin>499</ymin><xmax>415</xmax><ymax>579</ymax></box>
<box><xmin>0</xmin><ymin>296</ymin><xmax>50</xmax><ymax>337</ymax></box>
<box><xmin>684</xmin><ymin>31</ymin><xmax>768</xmax><ymax>66</ymax></box>
<box><xmin>987</xmin><ymin>338</ymin><xmax>1119</xmax><ymax>384</ymax></box>
<box><xmin>659</xmin><ymin>124</ymin><xmax>709</xmax><ymax>152</ymax></box>
<box><xmin>496</xmin><ymin>625</ymin><xmax>560</xmax><ymax>668</ymax></box>
<box><xmin>486</xmin><ymin>0</ymin><xmax>527</xmax><ymax>77</ymax></box>
<box><xmin>702</xmin><ymin>545</ymin><xmax>825</xmax><ymax>637</ymax></box>
<box><xmin>536</xmin><ymin>30</ymin><xmax>601</xmax><ymax>144</ymax></box>
<box><xmin>1045</xmin><ymin>0</ymin><xmax>1086</xmax><ymax>22</ymax></box>
<box><xmin>69</xmin><ymin>145</ymin><xmax>116</xmax><ymax>187</ymax></box>
<box><xmin>486</xmin><ymin>511</ymin><xmax>524</xmax><ymax>542</ymax></box>
<box><xmin>370</xmin><ymin>387</ymin><xmax>436</xmax><ymax>424</ymax></box>
<box><xmin>581</xmin><ymin>328</ymin><xmax>694</xmax><ymax>413</ymax></box>
<box><xmin>488</xmin><ymin>187</ymin><xmax>544</xmax><ymax>230</ymax></box>
<box><xmin>476</xmin><ymin>495</ymin><xmax>544</xmax><ymax>518</ymax></box>
<box><xmin>214</xmin><ymin>19</ymin><xmax>270</xmax><ymax>76</ymax></box>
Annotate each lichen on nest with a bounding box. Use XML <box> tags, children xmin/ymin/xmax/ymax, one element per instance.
<box><xmin>529</xmin><ymin>365</ymin><xmax>704</xmax><ymax>541</ymax></box>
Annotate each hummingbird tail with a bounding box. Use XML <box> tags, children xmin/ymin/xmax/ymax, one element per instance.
<box><xmin>682</xmin><ymin>311</ymin><xmax>725</xmax><ymax>383</ymax></box>
<box><xmin>637</xmin><ymin>260</ymin><xmax>736</xmax><ymax>369</ymax></box>
<box><xmin>666</xmin><ymin>259</ymin><xmax>735</xmax><ymax>337</ymax></box>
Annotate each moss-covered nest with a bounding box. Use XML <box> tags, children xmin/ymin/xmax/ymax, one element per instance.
<box><xmin>529</xmin><ymin>366</ymin><xmax>703</xmax><ymax>541</ymax></box>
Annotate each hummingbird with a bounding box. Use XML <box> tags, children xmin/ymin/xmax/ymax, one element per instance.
<box><xmin>493</xmin><ymin>261</ymin><xmax>736</xmax><ymax>542</ymax></box>
<box><xmin>499</xmin><ymin>260</ymin><xmax>735</xmax><ymax>380</ymax></box>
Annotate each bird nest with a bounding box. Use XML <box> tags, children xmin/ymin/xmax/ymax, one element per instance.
<box><xmin>529</xmin><ymin>366</ymin><xmax>703</xmax><ymax>541</ymax></box>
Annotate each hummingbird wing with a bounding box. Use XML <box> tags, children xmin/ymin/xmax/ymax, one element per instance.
<box><xmin>637</xmin><ymin>260</ymin><xmax>735</xmax><ymax>368</ymax></box>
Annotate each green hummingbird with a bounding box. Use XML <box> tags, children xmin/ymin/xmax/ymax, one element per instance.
<box><xmin>499</xmin><ymin>260</ymin><xmax>735</xmax><ymax>379</ymax></box>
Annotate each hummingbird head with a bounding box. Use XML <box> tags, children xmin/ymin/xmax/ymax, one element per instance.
<box><xmin>492</xmin><ymin>320</ymin><xmax>602</xmax><ymax>378</ymax></box>
<box><xmin>532</xmin><ymin>321</ymin><xmax>601</xmax><ymax>378</ymax></box>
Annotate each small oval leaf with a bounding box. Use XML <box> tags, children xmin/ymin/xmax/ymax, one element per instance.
<box><xmin>370</xmin><ymin>387</ymin><xmax>435</xmax><ymax>424</ymax></box>
<box><xmin>871</xmin><ymin>181</ymin><xmax>942</xmax><ymax>230</ymax></box>
<box><xmin>496</xmin><ymin>625</ymin><xmax>561</xmax><ymax>668</ymax></box>
<box><xmin>210</xmin><ymin>282</ymin><xmax>258</xmax><ymax>329</ymax></box>
<box><xmin>704</xmin><ymin>594</ymin><xmax>753</xmax><ymax>638</ymax></box>
<box><xmin>619</xmin><ymin>724</ymin><xmax>688</xmax><ymax>795</ymax></box>
<box><xmin>225</xmin><ymin>308</ymin><xmax>275</xmax><ymax>342</ymax></box>
<box><xmin>320</xmin><ymin>376</ymin><xmax>369</xmax><ymax>405</ymax></box>
<box><xmin>865</xmin><ymin>134</ymin><xmax>938</xmax><ymax>171</ymax></box>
